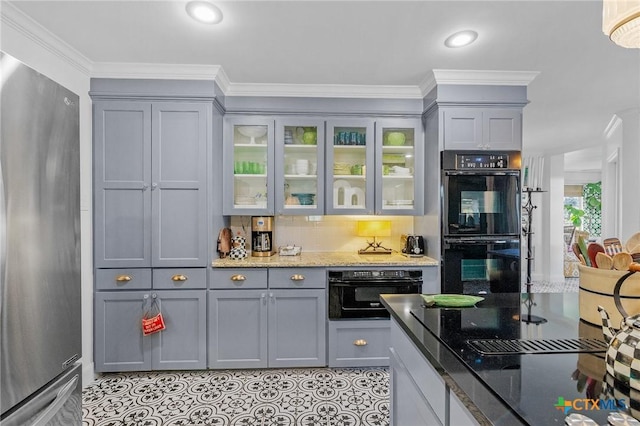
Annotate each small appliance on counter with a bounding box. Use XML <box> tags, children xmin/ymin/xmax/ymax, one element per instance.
<box><xmin>401</xmin><ymin>234</ymin><xmax>425</xmax><ymax>256</ymax></box>
<box><xmin>251</xmin><ymin>216</ymin><xmax>275</xmax><ymax>257</ymax></box>
<box><xmin>279</xmin><ymin>245</ymin><xmax>302</xmax><ymax>256</ymax></box>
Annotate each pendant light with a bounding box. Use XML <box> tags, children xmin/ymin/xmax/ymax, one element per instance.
<box><xmin>603</xmin><ymin>0</ymin><xmax>640</xmax><ymax>48</ymax></box>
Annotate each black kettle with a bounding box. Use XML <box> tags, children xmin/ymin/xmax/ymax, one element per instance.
<box><xmin>403</xmin><ymin>235</ymin><xmax>425</xmax><ymax>255</ymax></box>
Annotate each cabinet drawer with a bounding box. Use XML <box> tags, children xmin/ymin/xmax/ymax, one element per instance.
<box><xmin>329</xmin><ymin>320</ymin><xmax>390</xmax><ymax>367</ymax></box>
<box><xmin>96</xmin><ymin>268</ymin><xmax>152</xmax><ymax>290</ymax></box>
<box><xmin>153</xmin><ymin>268</ymin><xmax>206</xmax><ymax>289</ymax></box>
<box><xmin>210</xmin><ymin>268</ymin><xmax>267</xmax><ymax>289</ymax></box>
<box><xmin>268</xmin><ymin>268</ymin><xmax>326</xmax><ymax>289</ymax></box>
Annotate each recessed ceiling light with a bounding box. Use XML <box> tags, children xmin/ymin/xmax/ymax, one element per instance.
<box><xmin>444</xmin><ymin>30</ymin><xmax>478</xmax><ymax>48</ymax></box>
<box><xmin>186</xmin><ymin>1</ymin><xmax>223</xmax><ymax>24</ymax></box>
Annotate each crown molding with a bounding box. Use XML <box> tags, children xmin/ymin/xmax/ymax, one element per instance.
<box><xmin>225</xmin><ymin>82</ymin><xmax>423</xmax><ymax>99</ymax></box>
<box><xmin>421</xmin><ymin>69</ymin><xmax>540</xmax><ymax>96</ymax></box>
<box><xmin>91</xmin><ymin>63</ymin><xmax>422</xmax><ymax>98</ymax></box>
<box><xmin>604</xmin><ymin>114</ymin><xmax>623</xmax><ymax>139</ymax></box>
<box><xmin>1</xmin><ymin>1</ymin><xmax>92</xmax><ymax>75</ymax></box>
<box><xmin>91</xmin><ymin>62</ymin><xmax>224</xmax><ymax>81</ymax></box>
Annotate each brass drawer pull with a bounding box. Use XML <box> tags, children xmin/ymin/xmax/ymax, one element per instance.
<box><xmin>115</xmin><ymin>275</ymin><xmax>132</xmax><ymax>282</ymax></box>
<box><xmin>353</xmin><ymin>339</ymin><xmax>368</xmax><ymax>347</ymax></box>
<box><xmin>171</xmin><ymin>274</ymin><xmax>188</xmax><ymax>282</ymax></box>
<box><xmin>231</xmin><ymin>274</ymin><xmax>246</xmax><ymax>281</ymax></box>
<box><xmin>290</xmin><ymin>274</ymin><xmax>305</xmax><ymax>281</ymax></box>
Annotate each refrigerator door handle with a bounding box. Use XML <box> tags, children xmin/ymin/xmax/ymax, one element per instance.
<box><xmin>31</xmin><ymin>374</ymin><xmax>78</xmax><ymax>426</ymax></box>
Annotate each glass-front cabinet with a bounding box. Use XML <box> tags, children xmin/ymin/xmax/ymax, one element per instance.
<box><xmin>223</xmin><ymin>117</ymin><xmax>275</xmax><ymax>215</ymax></box>
<box><xmin>375</xmin><ymin>118</ymin><xmax>423</xmax><ymax>215</ymax></box>
<box><xmin>325</xmin><ymin>119</ymin><xmax>375</xmax><ymax>215</ymax></box>
<box><xmin>274</xmin><ymin>118</ymin><xmax>325</xmax><ymax>215</ymax></box>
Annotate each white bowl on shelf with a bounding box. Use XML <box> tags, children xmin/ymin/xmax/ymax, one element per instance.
<box><xmin>237</xmin><ymin>126</ymin><xmax>267</xmax><ymax>144</ymax></box>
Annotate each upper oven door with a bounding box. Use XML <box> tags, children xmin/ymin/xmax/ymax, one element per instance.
<box><xmin>443</xmin><ymin>170</ymin><xmax>520</xmax><ymax>236</ymax></box>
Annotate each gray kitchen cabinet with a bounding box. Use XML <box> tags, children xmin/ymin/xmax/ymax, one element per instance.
<box><xmin>94</xmin><ymin>289</ymin><xmax>207</xmax><ymax>372</ymax></box>
<box><xmin>443</xmin><ymin>107</ymin><xmax>522</xmax><ymax>151</ymax></box>
<box><xmin>275</xmin><ymin>118</ymin><xmax>325</xmax><ymax>215</ymax></box>
<box><xmin>94</xmin><ymin>291</ymin><xmax>152</xmax><ymax>372</ymax></box>
<box><xmin>223</xmin><ymin>116</ymin><xmax>275</xmax><ymax>215</ymax></box>
<box><xmin>389</xmin><ymin>319</ymin><xmax>446</xmax><ymax>425</ymax></box>
<box><xmin>93</xmin><ymin>101</ymin><xmax>209</xmax><ymax>268</ymax></box>
<box><xmin>328</xmin><ymin>320</ymin><xmax>390</xmax><ymax>367</ymax></box>
<box><xmin>268</xmin><ymin>289</ymin><xmax>326</xmax><ymax>367</ymax></box>
<box><xmin>389</xmin><ymin>318</ymin><xmax>480</xmax><ymax>426</ymax></box>
<box><xmin>208</xmin><ymin>268</ymin><xmax>326</xmax><ymax>369</ymax></box>
<box><xmin>208</xmin><ymin>289</ymin><xmax>269</xmax><ymax>369</ymax></box>
<box><xmin>325</xmin><ymin>118</ymin><xmax>376</xmax><ymax>215</ymax></box>
<box><xmin>375</xmin><ymin>118</ymin><xmax>424</xmax><ymax>215</ymax></box>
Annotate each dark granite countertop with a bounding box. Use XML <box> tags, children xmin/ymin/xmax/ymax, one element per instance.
<box><xmin>381</xmin><ymin>293</ymin><xmax>622</xmax><ymax>425</ymax></box>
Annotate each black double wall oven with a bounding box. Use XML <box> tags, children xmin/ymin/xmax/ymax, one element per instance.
<box><xmin>441</xmin><ymin>151</ymin><xmax>521</xmax><ymax>294</ymax></box>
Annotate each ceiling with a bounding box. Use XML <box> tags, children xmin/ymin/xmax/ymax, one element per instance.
<box><xmin>5</xmin><ymin>0</ymin><xmax>640</xmax><ymax>164</ymax></box>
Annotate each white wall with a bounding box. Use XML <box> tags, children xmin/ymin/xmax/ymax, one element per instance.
<box><xmin>1</xmin><ymin>3</ymin><xmax>95</xmax><ymax>386</ymax></box>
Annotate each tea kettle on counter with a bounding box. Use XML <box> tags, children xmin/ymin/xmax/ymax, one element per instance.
<box><xmin>598</xmin><ymin>263</ymin><xmax>640</xmax><ymax>419</ymax></box>
<box><xmin>401</xmin><ymin>234</ymin><xmax>425</xmax><ymax>256</ymax></box>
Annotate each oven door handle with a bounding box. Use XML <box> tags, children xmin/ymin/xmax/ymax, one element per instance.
<box><xmin>328</xmin><ymin>280</ymin><xmax>423</xmax><ymax>286</ymax></box>
<box><xmin>444</xmin><ymin>238</ymin><xmax>519</xmax><ymax>246</ymax></box>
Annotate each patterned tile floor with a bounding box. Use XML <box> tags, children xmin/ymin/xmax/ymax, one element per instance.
<box><xmin>82</xmin><ymin>368</ymin><xmax>389</xmax><ymax>426</ymax></box>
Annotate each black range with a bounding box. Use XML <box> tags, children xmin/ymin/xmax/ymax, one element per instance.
<box><xmin>381</xmin><ymin>293</ymin><xmax>621</xmax><ymax>425</ymax></box>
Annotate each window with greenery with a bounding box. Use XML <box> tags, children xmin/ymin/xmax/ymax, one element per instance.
<box><xmin>563</xmin><ymin>182</ymin><xmax>601</xmax><ymax>238</ymax></box>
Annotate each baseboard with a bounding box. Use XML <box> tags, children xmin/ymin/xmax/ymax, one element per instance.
<box><xmin>82</xmin><ymin>361</ymin><xmax>97</xmax><ymax>388</ymax></box>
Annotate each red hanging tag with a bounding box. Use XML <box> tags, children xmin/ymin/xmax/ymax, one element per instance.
<box><xmin>141</xmin><ymin>297</ymin><xmax>166</xmax><ymax>336</ymax></box>
<box><xmin>142</xmin><ymin>312</ymin><xmax>165</xmax><ymax>336</ymax></box>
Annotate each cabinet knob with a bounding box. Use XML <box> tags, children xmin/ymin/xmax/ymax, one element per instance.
<box><xmin>290</xmin><ymin>274</ymin><xmax>305</xmax><ymax>281</ymax></box>
<box><xmin>171</xmin><ymin>274</ymin><xmax>188</xmax><ymax>282</ymax></box>
<box><xmin>231</xmin><ymin>274</ymin><xmax>246</xmax><ymax>281</ymax></box>
<box><xmin>353</xmin><ymin>339</ymin><xmax>368</xmax><ymax>347</ymax></box>
<box><xmin>115</xmin><ymin>275</ymin><xmax>132</xmax><ymax>283</ymax></box>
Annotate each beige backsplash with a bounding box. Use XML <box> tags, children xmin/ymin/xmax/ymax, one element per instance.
<box><xmin>230</xmin><ymin>215</ymin><xmax>414</xmax><ymax>253</ymax></box>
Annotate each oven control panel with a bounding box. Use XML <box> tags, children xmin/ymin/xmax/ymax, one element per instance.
<box><xmin>457</xmin><ymin>153</ymin><xmax>509</xmax><ymax>169</ymax></box>
<box><xmin>328</xmin><ymin>270</ymin><xmax>423</xmax><ymax>281</ymax></box>
<box><xmin>441</xmin><ymin>150</ymin><xmax>521</xmax><ymax>171</ymax></box>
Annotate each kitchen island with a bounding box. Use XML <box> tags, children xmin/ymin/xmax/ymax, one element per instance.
<box><xmin>381</xmin><ymin>293</ymin><xmax>624</xmax><ymax>425</ymax></box>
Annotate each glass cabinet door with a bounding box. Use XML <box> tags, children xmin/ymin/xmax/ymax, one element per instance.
<box><xmin>375</xmin><ymin>118</ymin><xmax>423</xmax><ymax>215</ymax></box>
<box><xmin>223</xmin><ymin>117</ymin><xmax>274</xmax><ymax>215</ymax></box>
<box><xmin>275</xmin><ymin>119</ymin><xmax>325</xmax><ymax>215</ymax></box>
<box><xmin>325</xmin><ymin>119</ymin><xmax>375</xmax><ymax>215</ymax></box>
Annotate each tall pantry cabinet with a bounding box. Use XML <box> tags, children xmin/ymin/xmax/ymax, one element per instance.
<box><xmin>91</xmin><ymin>80</ymin><xmax>216</xmax><ymax>372</ymax></box>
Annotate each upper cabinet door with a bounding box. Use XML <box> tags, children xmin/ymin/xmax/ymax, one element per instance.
<box><xmin>94</xmin><ymin>101</ymin><xmax>152</xmax><ymax>268</ymax></box>
<box><xmin>482</xmin><ymin>109</ymin><xmax>522</xmax><ymax>151</ymax></box>
<box><xmin>325</xmin><ymin>119</ymin><xmax>375</xmax><ymax>215</ymax></box>
<box><xmin>151</xmin><ymin>102</ymin><xmax>209</xmax><ymax>267</ymax></box>
<box><xmin>274</xmin><ymin>118</ymin><xmax>325</xmax><ymax>215</ymax></box>
<box><xmin>442</xmin><ymin>108</ymin><xmax>483</xmax><ymax>150</ymax></box>
<box><xmin>223</xmin><ymin>117</ymin><xmax>275</xmax><ymax>215</ymax></box>
<box><xmin>376</xmin><ymin>118</ymin><xmax>424</xmax><ymax>215</ymax></box>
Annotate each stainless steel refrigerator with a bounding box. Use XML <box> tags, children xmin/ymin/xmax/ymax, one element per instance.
<box><xmin>0</xmin><ymin>52</ymin><xmax>82</xmax><ymax>425</ymax></box>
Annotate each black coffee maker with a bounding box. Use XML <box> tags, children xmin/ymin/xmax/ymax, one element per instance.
<box><xmin>251</xmin><ymin>216</ymin><xmax>275</xmax><ymax>257</ymax></box>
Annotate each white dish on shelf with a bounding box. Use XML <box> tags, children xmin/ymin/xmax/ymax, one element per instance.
<box><xmin>237</xmin><ymin>126</ymin><xmax>267</xmax><ymax>144</ymax></box>
<box><xmin>385</xmin><ymin>200</ymin><xmax>413</xmax><ymax>206</ymax></box>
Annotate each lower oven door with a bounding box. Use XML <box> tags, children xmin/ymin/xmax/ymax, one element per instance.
<box><xmin>328</xmin><ymin>281</ymin><xmax>422</xmax><ymax>319</ymax></box>
<box><xmin>442</xmin><ymin>237</ymin><xmax>520</xmax><ymax>295</ymax></box>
